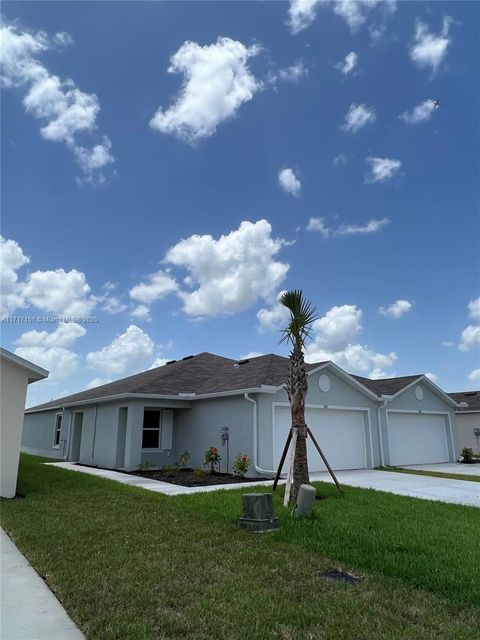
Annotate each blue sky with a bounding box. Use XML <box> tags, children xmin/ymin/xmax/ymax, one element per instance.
<box><xmin>1</xmin><ymin>0</ymin><xmax>479</xmax><ymax>406</ymax></box>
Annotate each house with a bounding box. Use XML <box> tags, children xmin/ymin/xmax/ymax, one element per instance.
<box><xmin>448</xmin><ymin>391</ymin><xmax>480</xmax><ymax>453</ymax></box>
<box><xmin>22</xmin><ymin>352</ymin><xmax>459</xmax><ymax>475</ymax></box>
<box><xmin>1</xmin><ymin>348</ymin><xmax>49</xmax><ymax>498</ymax></box>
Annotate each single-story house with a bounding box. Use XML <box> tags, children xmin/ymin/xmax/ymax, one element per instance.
<box><xmin>448</xmin><ymin>391</ymin><xmax>480</xmax><ymax>453</ymax></box>
<box><xmin>1</xmin><ymin>348</ymin><xmax>49</xmax><ymax>498</ymax></box>
<box><xmin>22</xmin><ymin>352</ymin><xmax>460</xmax><ymax>475</ymax></box>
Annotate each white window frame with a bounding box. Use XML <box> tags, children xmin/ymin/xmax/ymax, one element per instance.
<box><xmin>141</xmin><ymin>409</ymin><xmax>163</xmax><ymax>452</ymax></box>
<box><xmin>53</xmin><ymin>413</ymin><xmax>63</xmax><ymax>449</ymax></box>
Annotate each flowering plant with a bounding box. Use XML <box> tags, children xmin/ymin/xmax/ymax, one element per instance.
<box><xmin>204</xmin><ymin>446</ymin><xmax>221</xmax><ymax>473</ymax></box>
<box><xmin>233</xmin><ymin>453</ymin><xmax>250</xmax><ymax>477</ymax></box>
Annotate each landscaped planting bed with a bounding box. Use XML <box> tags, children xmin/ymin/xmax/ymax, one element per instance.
<box><xmin>131</xmin><ymin>467</ymin><xmax>268</xmax><ymax>486</ymax></box>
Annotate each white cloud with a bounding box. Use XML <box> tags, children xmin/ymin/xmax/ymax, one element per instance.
<box><xmin>333</xmin><ymin>153</ymin><xmax>349</xmax><ymax>167</ymax></box>
<box><xmin>149</xmin><ymin>37</ymin><xmax>261</xmax><ymax>142</ymax></box>
<box><xmin>100</xmin><ymin>296</ymin><xmax>127</xmax><ymax>315</ymax></box>
<box><xmin>149</xmin><ymin>357</ymin><xmax>168</xmax><ymax>370</ymax></box>
<box><xmin>242</xmin><ymin>351</ymin><xmax>265</xmax><ymax>359</ymax></box>
<box><xmin>379</xmin><ymin>299</ymin><xmax>412</xmax><ymax>319</ymax></box>
<box><xmin>22</xmin><ymin>268</ymin><xmax>96</xmax><ymax>316</ymax></box>
<box><xmin>257</xmin><ymin>291</ymin><xmax>290</xmax><ymax>332</ymax></box>
<box><xmin>305</xmin><ymin>304</ymin><xmax>397</xmax><ymax>376</ymax></box>
<box><xmin>441</xmin><ymin>341</ymin><xmax>455</xmax><ymax>347</ymax></box>
<box><xmin>131</xmin><ymin>305</ymin><xmax>152</xmax><ymax>322</ymax></box>
<box><xmin>86</xmin><ymin>325</ymin><xmax>155</xmax><ymax>375</ymax></box>
<box><xmin>165</xmin><ymin>220</ymin><xmax>289</xmax><ymax>317</ymax></box>
<box><xmin>0</xmin><ymin>21</ymin><xmax>114</xmax><ymax>182</ymax></box>
<box><xmin>14</xmin><ymin>321</ymin><xmax>85</xmax><ymax>382</ymax></box>
<box><xmin>0</xmin><ymin>236</ymin><xmax>30</xmax><ymax>316</ymax></box>
<box><xmin>336</xmin><ymin>51</ymin><xmax>358</xmax><ymax>75</ymax></box>
<box><xmin>336</xmin><ymin>218</ymin><xmax>390</xmax><ymax>236</ymax></box>
<box><xmin>287</xmin><ymin>0</ymin><xmax>393</xmax><ymax>34</ymax></box>
<box><xmin>468</xmin><ymin>369</ymin><xmax>480</xmax><ymax>389</ymax></box>
<box><xmin>341</xmin><ymin>103</ymin><xmax>376</xmax><ymax>133</ymax></box>
<box><xmin>278</xmin><ymin>167</ymin><xmax>301</xmax><ymax>196</ymax></box>
<box><xmin>459</xmin><ymin>325</ymin><xmax>480</xmax><ymax>352</ymax></box>
<box><xmin>425</xmin><ymin>372</ymin><xmax>439</xmax><ymax>384</ymax></box>
<box><xmin>410</xmin><ymin>17</ymin><xmax>453</xmax><ymax>74</ymax></box>
<box><xmin>86</xmin><ymin>377</ymin><xmax>112</xmax><ymax>390</ymax></box>
<box><xmin>468</xmin><ymin>297</ymin><xmax>480</xmax><ymax>321</ymax></box>
<box><xmin>129</xmin><ymin>271</ymin><xmax>178</xmax><ymax>305</ymax></box>
<box><xmin>307</xmin><ymin>217</ymin><xmax>330</xmax><ymax>238</ymax></box>
<box><xmin>365</xmin><ymin>157</ymin><xmax>402</xmax><ymax>183</ymax></box>
<box><xmin>400</xmin><ymin>99</ymin><xmax>437</xmax><ymax>124</ymax></box>
<box><xmin>277</xmin><ymin>61</ymin><xmax>308</xmax><ymax>82</ymax></box>
<box><xmin>307</xmin><ymin>217</ymin><xmax>389</xmax><ymax>238</ymax></box>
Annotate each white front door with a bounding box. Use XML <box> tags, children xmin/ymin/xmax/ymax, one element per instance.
<box><xmin>387</xmin><ymin>412</ymin><xmax>449</xmax><ymax>466</ymax></box>
<box><xmin>274</xmin><ymin>406</ymin><xmax>367</xmax><ymax>472</ymax></box>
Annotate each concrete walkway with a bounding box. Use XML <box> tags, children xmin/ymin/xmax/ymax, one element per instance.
<box><xmin>46</xmin><ymin>462</ymin><xmax>480</xmax><ymax>507</ymax></box>
<box><xmin>402</xmin><ymin>462</ymin><xmax>480</xmax><ymax>476</ymax></box>
<box><xmin>1</xmin><ymin>529</ymin><xmax>84</xmax><ymax>640</ymax></box>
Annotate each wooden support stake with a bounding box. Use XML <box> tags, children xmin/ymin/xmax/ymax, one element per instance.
<box><xmin>307</xmin><ymin>427</ymin><xmax>343</xmax><ymax>496</ymax></box>
<box><xmin>272</xmin><ymin>428</ymin><xmax>292</xmax><ymax>491</ymax></box>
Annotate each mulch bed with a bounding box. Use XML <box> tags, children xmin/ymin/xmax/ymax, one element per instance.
<box><xmin>130</xmin><ymin>467</ymin><xmax>268</xmax><ymax>487</ymax></box>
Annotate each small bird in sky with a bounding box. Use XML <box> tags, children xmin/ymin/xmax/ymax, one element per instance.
<box><xmin>433</xmin><ymin>99</ymin><xmax>440</xmax><ymax>108</ymax></box>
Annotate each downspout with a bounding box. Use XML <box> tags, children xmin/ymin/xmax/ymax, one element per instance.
<box><xmin>244</xmin><ymin>393</ymin><xmax>275</xmax><ymax>476</ymax></box>
<box><xmin>91</xmin><ymin>403</ymin><xmax>99</xmax><ymax>464</ymax></box>
<box><xmin>377</xmin><ymin>399</ymin><xmax>388</xmax><ymax>467</ymax></box>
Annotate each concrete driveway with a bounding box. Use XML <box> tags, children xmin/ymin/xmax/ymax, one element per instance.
<box><xmin>402</xmin><ymin>463</ymin><xmax>480</xmax><ymax>476</ymax></box>
<box><xmin>313</xmin><ymin>469</ymin><xmax>480</xmax><ymax>508</ymax></box>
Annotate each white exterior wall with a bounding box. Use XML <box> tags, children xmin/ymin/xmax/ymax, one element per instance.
<box><xmin>1</xmin><ymin>358</ymin><xmax>30</xmax><ymax>498</ymax></box>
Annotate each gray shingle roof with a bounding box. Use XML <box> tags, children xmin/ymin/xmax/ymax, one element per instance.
<box><xmin>351</xmin><ymin>374</ymin><xmax>422</xmax><ymax>396</ymax></box>
<box><xmin>448</xmin><ymin>391</ymin><xmax>480</xmax><ymax>412</ymax></box>
<box><xmin>27</xmin><ymin>353</ymin><xmax>324</xmax><ymax>412</ymax></box>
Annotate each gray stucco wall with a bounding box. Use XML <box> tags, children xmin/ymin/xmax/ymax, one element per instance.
<box><xmin>257</xmin><ymin>367</ymin><xmax>381</xmax><ymax>471</ymax></box>
<box><xmin>455</xmin><ymin>412</ymin><xmax>480</xmax><ymax>453</ymax></box>
<box><xmin>379</xmin><ymin>382</ymin><xmax>457</xmax><ymax>465</ymax></box>
<box><xmin>22</xmin><ymin>410</ymin><xmax>64</xmax><ymax>459</ymax></box>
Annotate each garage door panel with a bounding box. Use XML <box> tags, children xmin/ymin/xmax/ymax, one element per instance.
<box><xmin>387</xmin><ymin>413</ymin><xmax>448</xmax><ymax>466</ymax></box>
<box><xmin>274</xmin><ymin>406</ymin><xmax>367</xmax><ymax>472</ymax></box>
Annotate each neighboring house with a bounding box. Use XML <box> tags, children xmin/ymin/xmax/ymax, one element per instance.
<box><xmin>1</xmin><ymin>348</ymin><xmax>48</xmax><ymax>498</ymax></box>
<box><xmin>22</xmin><ymin>352</ymin><xmax>459</xmax><ymax>475</ymax></box>
<box><xmin>448</xmin><ymin>391</ymin><xmax>480</xmax><ymax>454</ymax></box>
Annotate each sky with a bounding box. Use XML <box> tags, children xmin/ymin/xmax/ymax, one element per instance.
<box><xmin>1</xmin><ymin>0</ymin><xmax>479</xmax><ymax>407</ymax></box>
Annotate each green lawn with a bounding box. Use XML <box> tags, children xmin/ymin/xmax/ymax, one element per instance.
<box><xmin>1</xmin><ymin>455</ymin><xmax>479</xmax><ymax>640</ymax></box>
<box><xmin>378</xmin><ymin>466</ymin><xmax>480</xmax><ymax>483</ymax></box>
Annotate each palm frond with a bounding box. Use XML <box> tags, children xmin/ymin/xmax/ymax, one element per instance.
<box><xmin>279</xmin><ymin>290</ymin><xmax>318</xmax><ymax>348</ymax></box>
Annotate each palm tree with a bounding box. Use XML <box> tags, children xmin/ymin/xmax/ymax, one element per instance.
<box><xmin>279</xmin><ymin>290</ymin><xmax>318</xmax><ymax>504</ymax></box>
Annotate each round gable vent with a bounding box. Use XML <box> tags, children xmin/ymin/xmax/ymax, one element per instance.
<box><xmin>415</xmin><ymin>385</ymin><xmax>424</xmax><ymax>400</ymax></box>
<box><xmin>319</xmin><ymin>374</ymin><xmax>331</xmax><ymax>392</ymax></box>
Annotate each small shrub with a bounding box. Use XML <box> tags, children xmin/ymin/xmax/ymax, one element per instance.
<box><xmin>139</xmin><ymin>459</ymin><xmax>153</xmax><ymax>471</ymax></box>
<box><xmin>233</xmin><ymin>453</ymin><xmax>251</xmax><ymax>477</ymax></box>
<box><xmin>204</xmin><ymin>446</ymin><xmax>221</xmax><ymax>473</ymax></box>
<box><xmin>176</xmin><ymin>450</ymin><xmax>191</xmax><ymax>468</ymax></box>
<box><xmin>461</xmin><ymin>447</ymin><xmax>475</xmax><ymax>463</ymax></box>
<box><xmin>193</xmin><ymin>468</ymin><xmax>207</xmax><ymax>478</ymax></box>
<box><xmin>161</xmin><ymin>465</ymin><xmax>176</xmax><ymax>473</ymax></box>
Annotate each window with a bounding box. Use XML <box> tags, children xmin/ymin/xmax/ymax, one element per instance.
<box><xmin>142</xmin><ymin>410</ymin><xmax>162</xmax><ymax>449</ymax></box>
<box><xmin>53</xmin><ymin>413</ymin><xmax>62</xmax><ymax>448</ymax></box>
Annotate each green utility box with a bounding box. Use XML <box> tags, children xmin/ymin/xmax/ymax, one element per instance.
<box><xmin>238</xmin><ymin>493</ymin><xmax>280</xmax><ymax>533</ymax></box>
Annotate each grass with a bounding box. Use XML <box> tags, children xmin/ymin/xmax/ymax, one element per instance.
<box><xmin>1</xmin><ymin>455</ymin><xmax>479</xmax><ymax>640</ymax></box>
<box><xmin>378</xmin><ymin>466</ymin><xmax>480</xmax><ymax>483</ymax></box>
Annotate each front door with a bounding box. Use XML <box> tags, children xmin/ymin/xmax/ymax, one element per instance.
<box><xmin>70</xmin><ymin>412</ymin><xmax>83</xmax><ymax>461</ymax></box>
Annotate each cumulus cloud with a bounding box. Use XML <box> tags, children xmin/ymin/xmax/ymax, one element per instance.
<box><xmin>459</xmin><ymin>325</ymin><xmax>480</xmax><ymax>352</ymax></box>
<box><xmin>341</xmin><ymin>103</ymin><xmax>376</xmax><ymax>133</ymax></box>
<box><xmin>0</xmin><ymin>21</ymin><xmax>114</xmax><ymax>183</ymax></box>
<box><xmin>305</xmin><ymin>304</ymin><xmax>397</xmax><ymax>377</ymax></box>
<box><xmin>149</xmin><ymin>357</ymin><xmax>168</xmax><ymax>370</ymax></box>
<box><xmin>22</xmin><ymin>268</ymin><xmax>96</xmax><ymax>316</ymax></box>
<box><xmin>149</xmin><ymin>37</ymin><xmax>261</xmax><ymax>142</ymax></box>
<box><xmin>14</xmin><ymin>322</ymin><xmax>85</xmax><ymax>381</ymax></box>
<box><xmin>278</xmin><ymin>167</ymin><xmax>301</xmax><ymax>196</ymax></box>
<box><xmin>165</xmin><ymin>220</ymin><xmax>289</xmax><ymax>317</ymax></box>
<box><xmin>86</xmin><ymin>325</ymin><xmax>155</xmax><ymax>375</ymax></box>
<box><xmin>307</xmin><ymin>217</ymin><xmax>390</xmax><ymax>238</ymax></box>
<box><xmin>287</xmin><ymin>0</ymin><xmax>393</xmax><ymax>34</ymax></box>
<box><xmin>277</xmin><ymin>60</ymin><xmax>308</xmax><ymax>82</ymax></box>
<box><xmin>256</xmin><ymin>291</ymin><xmax>290</xmax><ymax>332</ymax></box>
<box><xmin>336</xmin><ymin>51</ymin><xmax>358</xmax><ymax>75</ymax></box>
<box><xmin>379</xmin><ymin>299</ymin><xmax>412</xmax><ymax>319</ymax></box>
<box><xmin>129</xmin><ymin>271</ymin><xmax>178</xmax><ymax>305</ymax></box>
<box><xmin>468</xmin><ymin>297</ymin><xmax>480</xmax><ymax>321</ymax></box>
<box><xmin>131</xmin><ymin>305</ymin><xmax>152</xmax><ymax>322</ymax></box>
<box><xmin>410</xmin><ymin>17</ymin><xmax>453</xmax><ymax>74</ymax></box>
<box><xmin>468</xmin><ymin>369</ymin><xmax>480</xmax><ymax>389</ymax></box>
<box><xmin>399</xmin><ymin>99</ymin><xmax>437</xmax><ymax>124</ymax></box>
<box><xmin>0</xmin><ymin>236</ymin><xmax>30</xmax><ymax>316</ymax></box>
<box><xmin>365</xmin><ymin>157</ymin><xmax>402</xmax><ymax>183</ymax></box>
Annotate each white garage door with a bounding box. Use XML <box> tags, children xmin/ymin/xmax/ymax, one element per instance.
<box><xmin>274</xmin><ymin>406</ymin><xmax>367</xmax><ymax>472</ymax></box>
<box><xmin>387</xmin><ymin>412</ymin><xmax>449</xmax><ymax>466</ymax></box>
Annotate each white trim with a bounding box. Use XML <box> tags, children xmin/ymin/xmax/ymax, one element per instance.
<box><xmin>1</xmin><ymin>347</ymin><xmax>49</xmax><ymax>382</ymax></box>
<box><xmin>52</xmin><ymin>412</ymin><xmax>62</xmax><ymax>449</ymax></box>
<box><xmin>244</xmin><ymin>394</ymin><xmax>276</xmax><ymax>475</ymax></box>
<box><xmin>386</xmin><ymin>376</ymin><xmax>458</xmax><ymax>407</ymax></box>
<box><xmin>385</xmin><ymin>409</ymin><xmax>451</xmax><ymax>465</ymax></box>
<box><xmin>272</xmin><ymin>402</ymin><xmax>371</xmax><ymax>470</ymax></box>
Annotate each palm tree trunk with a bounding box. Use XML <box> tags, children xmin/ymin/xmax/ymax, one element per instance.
<box><xmin>287</xmin><ymin>344</ymin><xmax>310</xmax><ymax>503</ymax></box>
